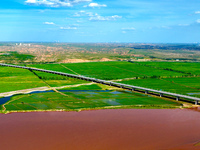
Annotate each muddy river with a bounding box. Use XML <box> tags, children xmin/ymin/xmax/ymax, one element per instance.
<box><xmin>0</xmin><ymin>109</ymin><xmax>200</xmax><ymax>150</ymax></box>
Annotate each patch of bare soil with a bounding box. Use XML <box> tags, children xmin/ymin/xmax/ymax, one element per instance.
<box><xmin>61</xmin><ymin>58</ymin><xmax>113</xmax><ymax>63</ymax></box>
<box><xmin>61</xmin><ymin>59</ymin><xmax>90</xmax><ymax>63</ymax></box>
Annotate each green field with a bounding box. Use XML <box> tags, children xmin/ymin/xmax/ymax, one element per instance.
<box><xmin>1</xmin><ymin>61</ymin><xmax>199</xmax><ymax>113</ymax></box>
<box><xmin>0</xmin><ymin>66</ymin><xmax>88</xmax><ymax>93</ymax></box>
<box><xmin>29</xmin><ymin>61</ymin><xmax>185</xmax><ymax>80</ymax></box>
<box><xmin>0</xmin><ymin>66</ymin><xmax>46</xmax><ymax>93</ymax></box>
<box><xmin>137</xmin><ymin>62</ymin><xmax>200</xmax><ymax>75</ymax></box>
<box><xmin>118</xmin><ymin>77</ymin><xmax>200</xmax><ymax>98</ymax></box>
<box><xmin>32</xmin><ymin>70</ymin><xmax>88</xmax><ymax>87</ymax></box>
<box><xmin>2</xmin><ymin>84</ymin><xmax>181</xmax><ymax>113</ymax></box>
<box><xmin>28</xmin><ymin>61</ymin><xmax>200</xmax><ymax>98</ymax></box>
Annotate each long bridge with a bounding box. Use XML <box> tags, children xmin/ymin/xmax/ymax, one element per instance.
<box><xmin>0</xmin><ymin>63</ymin><xmax>200</xmax><ymax>105</ymax></box>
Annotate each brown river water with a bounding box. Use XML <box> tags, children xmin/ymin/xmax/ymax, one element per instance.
<box><xmin>1</xmin><ymin>108</ymin><xmax>200</xmax><ymax>150</ymax></box>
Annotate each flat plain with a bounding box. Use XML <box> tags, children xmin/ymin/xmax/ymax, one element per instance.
<box><xmin>1</xmin><ymin>60</ymin><xmax>200</xmax><ymax>113</ymax></box>
<box><xmin>29</xmin><ymin>61</ymin><xmax>185</xmax><ymax>80</ymax></box>
<box><xmin>1</xmin><ymin>43</ymin><xmax>200</xmax><ymax>113</ymax></box>
<box><xmin>29</xmin><ymin>61</ymin><xmax>200</xmax><ymax>98</ymax></box>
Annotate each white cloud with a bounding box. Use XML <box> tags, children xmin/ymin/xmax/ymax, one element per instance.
<box><xmin>178</xmin><ymin>24</ymin><xmax>189</xmax><ymax>26</ymax></box>
<box><xmin>74</xmin><ymin>10</ymin><xmax>94</xmax><ymax>17</ymax></box>
<box><xmin>84</xmin><ymin>3</ymin><xmax>107</xmax><ymax>8</ymax></box>
<box><xmin>197</xmin><ymin>19</ymin><xmax>200</xmax><ymax>23</ymax></box>
<box><xmin>89</xmin><ymin>15</ymin><xmax>122</xmax><ymax>21</ymax></box>
<box><xmin>122</xmin><ymin>27</ymin><xmax>135</xmax><ymax>34</ymax></box>
<box><xmin>71</xmin><ymin>24</ymin><xmax>79</xmax><ymax>27</ymax></box>
<box><xmin>74</xmin><ymin>10</ymin><xmax>121</xmax><ymax>21</ymax></box>
<box><xmin>25</xmin><ymin>0</ymin><xmax>36</xmax><ymax>3</ymax></box>
<box><xmin>25</xmin><ymin>0</ymin><xmax>92</xmax><ymax>7</ymax></box>
<box><xmin>43</xmin><ymin>22</ymin><xmax>55</xmax><ymax>25</ymax></box>
<box><xmin>195</xmin><ymin>11</ymin><xmax>200</xmax><ymax>14</ymax></box>
<box><xmin>60</xmin><ymin>26</ymin><xmax>77</xmax><ymax>30</ymax></box>
<box><xmin>79</xmin><ymin>10</ymin><xmax>86</xmax><ymax>13</ymax></box>
<box><xmin>74</xmin><ymin>11</ymin><xmax>85</xmax><ymax>16</ymax></box>
<box><xmin>76</xmin><ymin>20</ymin><xmax>83</xmax><ymax>23</ymax></box>
<box><xmin>122</xmin><ymin>27</ymin><xmax>136</xmax><ymax>30</ymax></box>
<box><xmin>161</xmin><ymin>26</ymin><xmax>171</xmax><ymax>29</ymax></box>
<box><xmin>39</xmin><ymin>9</ymin><xmax>50</xmax><ymax>13</ymax></box>
<box><xmin>72</xmin><ymin>0</ymin><xmax>91</xmax><ymax>3</ymax></box>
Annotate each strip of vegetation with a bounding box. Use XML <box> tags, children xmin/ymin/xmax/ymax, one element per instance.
<box><xmin>2</xmin><ymin>105</ymin><xmax>184</xmax><ymax>114</ymax></box>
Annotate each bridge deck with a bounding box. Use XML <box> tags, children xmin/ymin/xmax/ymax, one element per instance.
<box><xmin>0</xmin><ymin>63</ymin><xmax>199</xmax><ymax>105</ymax></box>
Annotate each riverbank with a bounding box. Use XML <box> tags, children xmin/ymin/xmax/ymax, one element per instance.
<box><xmin>1</xmin><ymin>104</ymin><xmax>187</xmax><ymax>114</ymax></box>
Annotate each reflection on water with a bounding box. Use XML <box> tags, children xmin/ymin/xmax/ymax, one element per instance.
<box><xmin>30</xmin><ymin>90</ymin><xmax>54</xmax><ymax>94</ymax></box>
<box><xmin>104</xmin><ymin>99</ymin><xmax>121</xmax><ymax>105</ymax></box>
<box><xmin>111</xmin><ymin>91</ymin><xmax>122</xmax><ymax>94</ymax></box>
<box><xmin>86</xmin><ymin>92</ymin><xmax>98</xmax><ymax>95</ymax></box>
<box><xmin>0</xmin><ymin>96</ymin><xmax>11</xmax><ymax>105</ymax></box>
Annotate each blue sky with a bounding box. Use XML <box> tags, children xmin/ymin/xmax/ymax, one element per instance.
<box><xmin>1</xmin><ymin>0</ymin><xmax>200</xmax><ymax>43</ymax></box>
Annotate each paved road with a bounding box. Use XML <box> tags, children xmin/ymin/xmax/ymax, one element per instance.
<box><xmin>0</xmin><ymin>63</ymin><xmax>199</xmax><ymax>105</ymax></box>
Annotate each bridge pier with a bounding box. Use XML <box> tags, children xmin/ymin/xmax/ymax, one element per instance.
<box><xmin>176</xmin><ymin>97</ymin><xmax>179</xmax><ymax>101</ymax></box>
<box><xmin>132</xmin><ymin>88</ymin><xmax>135</xmax><ymax>91</ymax></box>
<box><xmin>195</xmin><ymin>101</ymin><xmax>198</xmax><ymax>105</ymax></box>
<box><xmin>145</xmin><ymin>90</ymin><xmax>148</xmax><ymax>94</ymax></box>
<box><xmin>160</xmin><ymin>93</ymin><xmax>163</xmax><ymax>97</ymax></box>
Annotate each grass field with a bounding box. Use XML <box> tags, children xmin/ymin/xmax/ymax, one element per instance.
<box><xmin>118</xmin><ymin>77</ymin><xmax>200</xmax><ymax>98</ymax></box>
<box><xmin>32</xmin><ymin>70</ymin><xmax>88</xmax><ymax>87</ymax></box>
<box><xmin>137</xmin><ymin>62</ymin><xmax>200</xmax><ymax>75</ymax></box>
<box><xmin>2</xmin><ymin>84</ymin><xmax>181</xmax><ymax>112</ymax></box>
<box><xmin>0</xmin><ymin>66</ymin><xmax>88</xmax><ymax>93</ymax></box>
<box><xmin>0</xmin><ymin>66</ymin><xmax>46</xmax><ymax>93</ymax></box>
<box><xmin>29</xmin><ymin>61</ymin><xmax>185</xmax><ymax>80</ymax></box>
